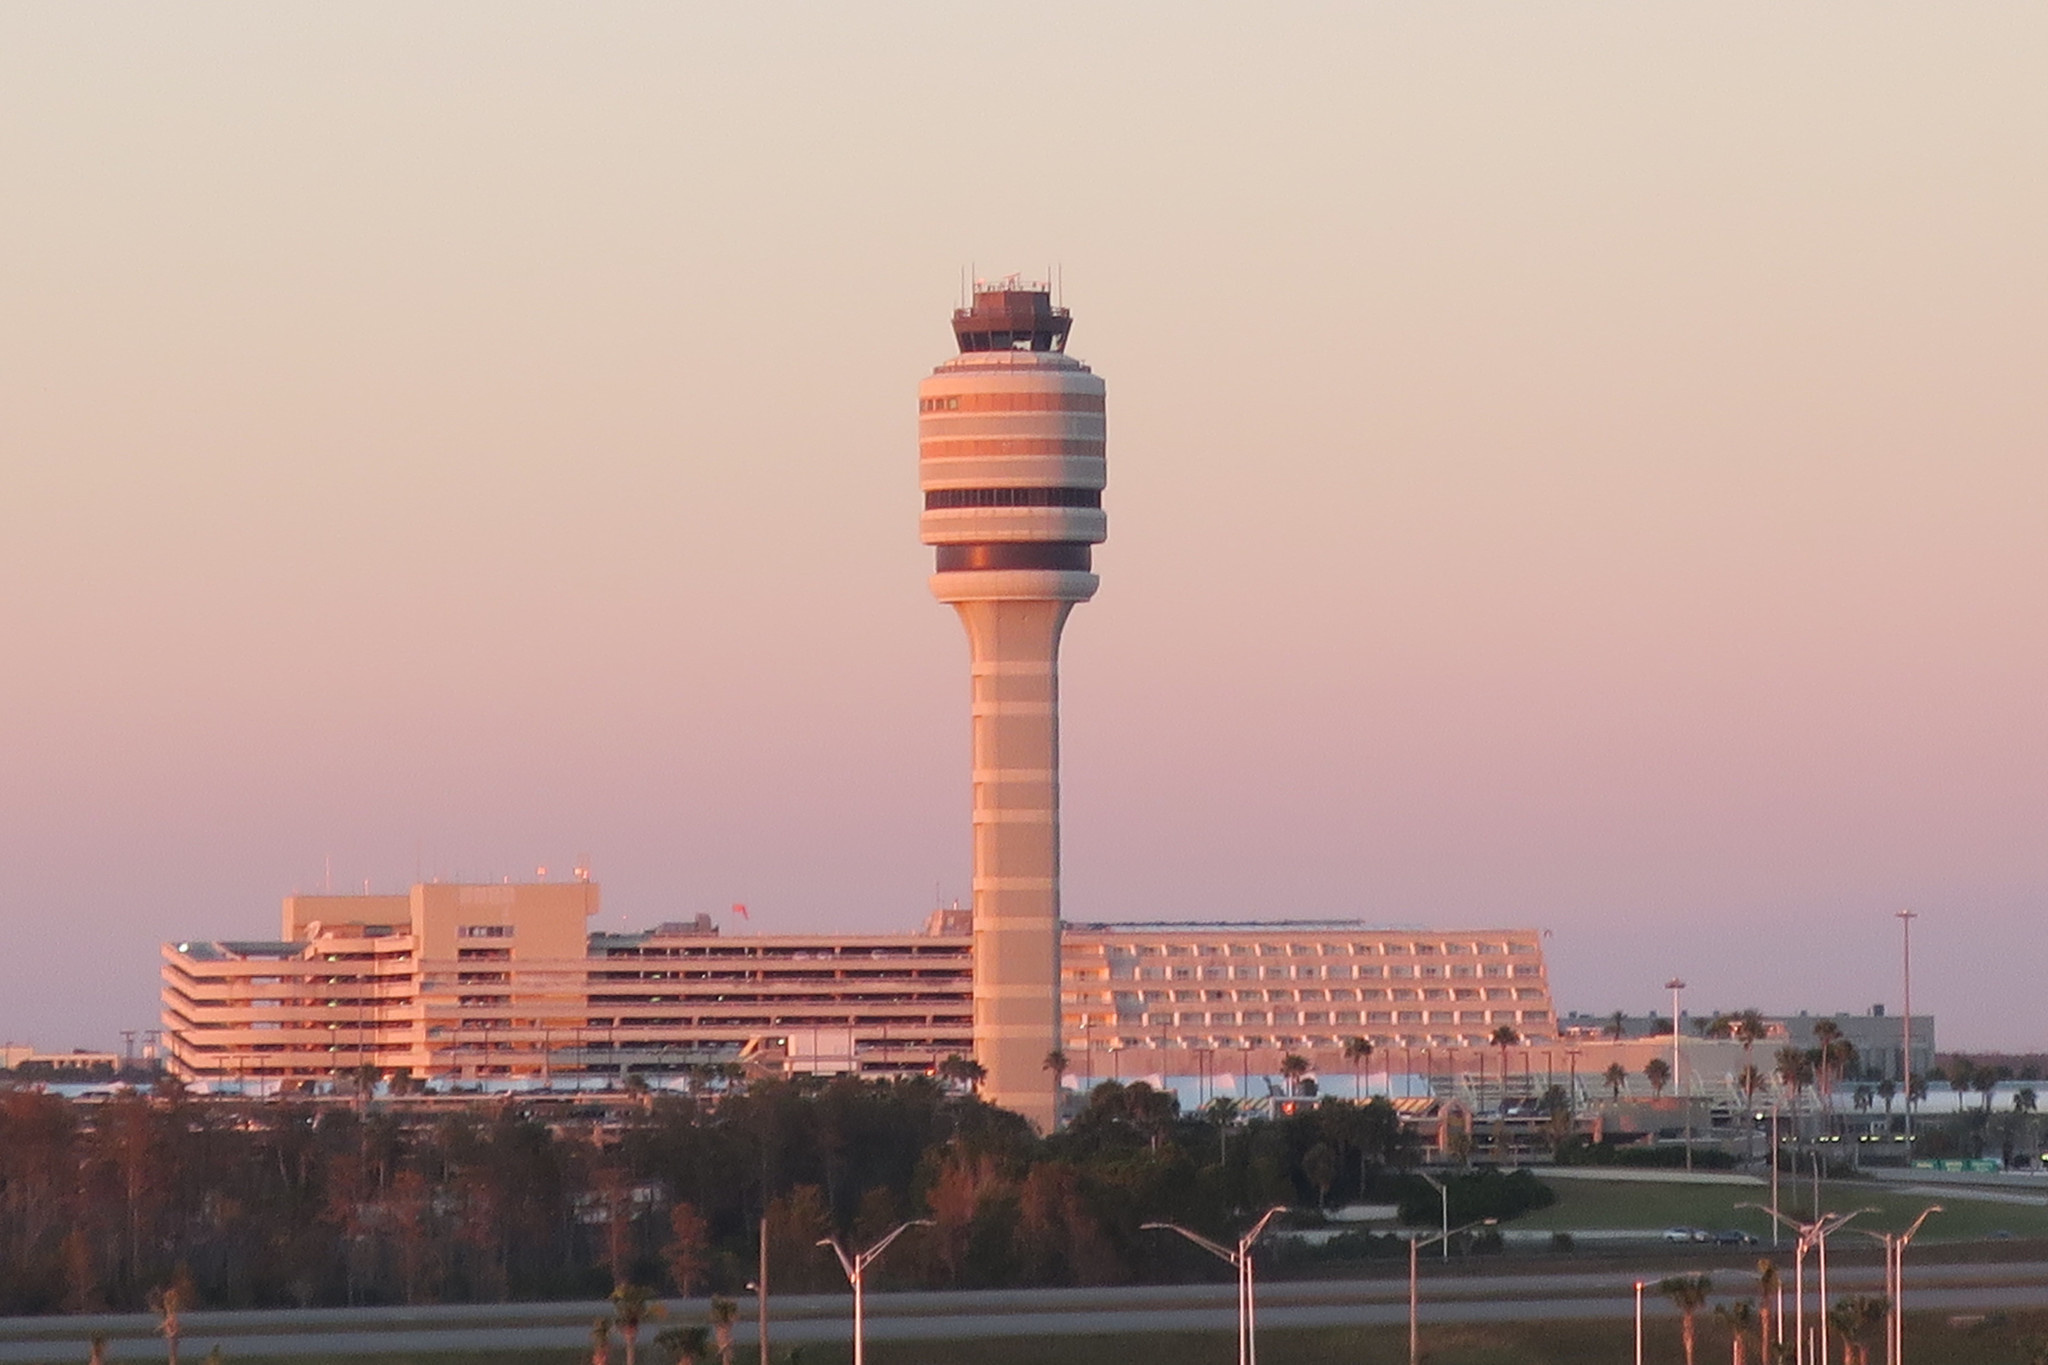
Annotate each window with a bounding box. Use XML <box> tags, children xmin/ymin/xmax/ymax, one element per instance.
<box><xmin>458</xmin><ymin>925</ymin><xmax>513</xmax><ymax>939</ymax></box>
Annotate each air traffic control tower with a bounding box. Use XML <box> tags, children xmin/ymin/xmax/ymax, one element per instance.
<box><xmin>919</xmin><ymin>278</ymin><xmax>1106</xmax><ymax>1131</ymax></box>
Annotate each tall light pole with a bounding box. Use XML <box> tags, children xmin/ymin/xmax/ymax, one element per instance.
<box><xmin>1410</xmin><ymin>1218</ymin><xmax>1496</xmax><ymax>1365</ymax></box>
<box><xmin>818</xmin><ymin>1219</ymin><xmax>931</xmax><ymax>1365</ymax></box>
<box><xmin>1666</xmin><ymin>977</ymin><xmax>1689</xmax><ymax>1172</ymax></box>
<box><xmin>1142</xmin><ymin>1207</ymin><xmax>1288</xmax><ymax>1365</ymax></box>
<box><xmin>1633</xmin><ymin>1278</ymin><xmax>1645</xmax><ymax>1365</ymax></box>
<box><xmin>1897</xmin><ymin>909</ymin><xmax>1917</xmax><ymax>1149</ymax></box>
<box><xmin>1742</xmin><ymin>1203</ymin><xmax>1872</xmax><ymax>1365</ymax></box>
<box><xmin>1857</xmin><ymin>1205</ymin><xmax>1941</xmax><ymax>1365</ymax></box>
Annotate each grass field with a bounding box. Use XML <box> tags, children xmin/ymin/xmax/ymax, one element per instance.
<box><xmin>1513</xmin><ymin>1177</ymin><xmax>2048</xmax><ymax>1242</ymax></box>
<box><xmin>189</xmin><ymin>1312</ymin><xmax>2048</xmax><ymax>1365</ymax></box>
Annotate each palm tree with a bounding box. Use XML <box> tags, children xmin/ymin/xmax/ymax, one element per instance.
<box><xmin>1606</xmin><ymin>1010</ymin><xmax>1628</xmax><ymax>1041</ymax></box>
<box><xmin>1828</xmin><ymin>1294</ymin><xmax>1888</xmax><ymax>1365</ymax></box>
<box><xmin>1811</xmin><ymin>1020</ymin><xmax>1845</xmax><ymax>1113</ymax></box>
<box><xmin>148</xmin><ymin>1285</ymin><xmax>184</xmax><ymax>1365</ymax></box>
<box><xmin>1737</xmin><ymin>1064</ymin><xmax>1765</xmax><ymax>1108</ymax></box>
<box><xmin>1754</xmin><ymin>1260</ymin><xmax>1780</xmax><ymax>1364</ymax></box>
<box><xmin>1732</xmin><ymin>1008</ymin><xmax>1769</xmax><ymax>1048</ymax></box>
<box><xmin>1490</xmin><ymin>1025</ymin><xmax>1521</xmax><ymax>1110</ymax></box>
<box><xmin>1604</xmin><ymin>1061</ymin><xmax>1628</xmax><ymax>1099</ymax></box>
<box><xmin>1042</xmin><ymin>1049</ymin><xmax>1068</xmax><ymax>1084</ymax></box>
<box><xmin>1876</xmin><ymin>1077</ymin><xmax>1897</xmax><ymax>1115</ymax></box>
<box><xmin>655</xmin><ymin>1326</ymin><xmax>711</xmax><ymax>1365</ymax></box>
<box><xmin>935</xmin><ymin>1054</ymin><xmax>986</xmax><ymax>1094</ymax></box>
<box><xmin>1645</xmin><ymin>1056</ymin><xmax>1671</xmax><ymax>1099</ymax></box>
<box><xmin>1776</xmin><ymin>1046</ymin><xmax>1813</xmax><ymax>1129</ymax></box>
<box><xmin>610</xmin><ymin>1285</ymin><xmax>663</xmax><ymax>1365</ymax></box>
<box><xmin>1714</xmin><ymin>1300</ymin><xmax>1758</xmax><ymax>1365</ymax></box>
<box><xmin>708</xmin><ymin>1296</ymin><xmax>739</xmax><ymax>1365</ymax></box>
<box><xmin>88</xmin><ymin>1335</ymin><xmax>107</xmax><ymax>1365</ymax></box>
<box><xmin>1343</xmin><ymin>1036</ymin><xmax>1374</xmax><ymax>1099</ymax></box>
<box><xmin>591</xmin><ymin>1319</ymin><xmax>613</xmax><ymax>1365</ymax></box>
<box><xmin>1279</xmin><ymin>1053</ymin><xmax>1312</xmax><ymax>1097</ymax></box>
<box><xmin>2017</xmin><ymin>1087</ymin><xmax>2039</xmax><ymax>1114</ymax></box>
<box><xmin>1659</xmin><ymin>1273</ymin><xmax>1714</xmax><ymax>1365</ymax></box>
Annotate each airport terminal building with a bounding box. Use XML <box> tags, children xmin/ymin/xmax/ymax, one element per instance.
<box><xmin>160</xmin><ymin>883</ymin><xmax>1555</xmax><ymax>1095</ymax></box>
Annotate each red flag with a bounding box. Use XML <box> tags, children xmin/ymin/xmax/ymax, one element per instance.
<box><xmin>730</xmin><ymin>902</ymin><xmax>749</xmax><ymax>920</ymax></box>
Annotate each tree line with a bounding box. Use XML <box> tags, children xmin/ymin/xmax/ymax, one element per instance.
<box><xmin>0</xmin><ymin>1075</ymin><xmax>1425</xmax><ymax>1316</ymax></box>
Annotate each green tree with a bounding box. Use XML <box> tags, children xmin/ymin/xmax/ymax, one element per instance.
<box><xmin>1279</xmin><ymin>1054</ymin><xmax>1312</xmax><ymax>1097</ymax></box>
<box><xmin>665</xmin><ymin>1203</ymin><xmax>710</xmax><ymax>1297</ymax></box>
<box><xmin>1644</xmin><ymin>1056</ymin><xmax>1671</xmax><ymax>1099</ymax></box>
<box><xmin>1606</xmin><ymin>1011</ymin><xmax>1627</xmax><ymax>1041</ymax></box>
<box><xmin>1604</xmin><ymin>1062</ymin><xmax>1628</xmax><ymax>1099</ymax></box>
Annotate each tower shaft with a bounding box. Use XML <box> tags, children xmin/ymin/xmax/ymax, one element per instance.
<box><xmin>957</xmin><ymin>597</ymin><xmax>1070</xmax><ymax>1128</ymax></box>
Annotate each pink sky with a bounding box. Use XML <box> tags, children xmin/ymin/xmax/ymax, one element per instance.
<box><xmin>2</xmin><ymin>7</ymin><xmax>2044</xmax><ymax>1051</ymax></box>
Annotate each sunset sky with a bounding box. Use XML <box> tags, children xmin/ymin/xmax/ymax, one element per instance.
<box><xmin>2</xmin><ymin>6</ymin><xmax>2044</xmax><ymax>1052</ymax></box>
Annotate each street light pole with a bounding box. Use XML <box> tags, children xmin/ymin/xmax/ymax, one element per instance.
<box><xmin>818</xmin><ymin>1219</ymin><xmax>931</xmax><ymax>1365</ymax></box>
<box><xmin>1897</xmin><ymin>909</ymin><xmax>1917</xmax><ymax>1150</ymax></box>
<box><xmin>1419</xmin><ymin>1171</ymin><xmax>1450</xmax><ymax>1262</ymax></box>
<box><xmin>1666</xmin><ymin>977</ymin><xmax>1689</xmax><ymax>1173</ymax></box>
<box><xmin>1741</xmin><ymin>1203</ymin><xmax>1873</xmax><ymax>1365</ymax></box>
<box><xmin>1859</xmin><ymin>1205</ymin><xmax>1941</xmax><ymax>1365</ymax></box>
<box><xmin>1409</xmin><ymin>1218</ymin><xmax>1496</xmax><ymax>1365</ymax></box>
<box><xmin>1633</xmin><ymin>1278</ymin><xmax>1644</xmax><ymax>1365</ymax></box>
<box><xmin>1142</xmin><ymin>1208</ymin><xmax>1287</xmax><ymax>1365</ymax></box>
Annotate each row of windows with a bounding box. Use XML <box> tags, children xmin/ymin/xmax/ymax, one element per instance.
<box><xmin>457</xmin><ymin>925</ymin><xmax>514</xmax><ymax>939</ymax></box>
<box><xmin>919</xmin><ymin>391</ymin><xmax>1106</xmax><ymax>413</ymax></box>
<box><xmin>924</xmin><ymin>486</ymin><xmax>1102</xmax><ymax>510</ymax></box>
<box><xmin>1077</xmin><ymin>986</ymin><xmax>1541</xmax><ymax>1005</ymax></box>
<box><xmin>1133</xmin><ymin>1009</ymin><xmax>1544</xmax><ymax>1028</ymax></box>
<box><xmin>1063</xmin><ymin>1034</ymin><xmax>1552</xmax><ymax>1052</ymax></box>
<box><xmin>1071</xmin><ymin>940</ymin><xmax>1537</xmax><ymax>959</ymax></box>
<box><xmin>1075</xmin><ymin>962</ymin><xmax>1544</xmax><ymax>983</ymax></box>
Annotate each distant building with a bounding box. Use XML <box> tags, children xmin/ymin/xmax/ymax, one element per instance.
<box><xmin>0</xmin><ymin>1044</ymin><xmax>121</xmax><ymax>1074</ymax></box>
<box><xmin>1557</xmin><ymin>1006</ymin><xmax>1933</xmax><ymax>1084</ymax></box>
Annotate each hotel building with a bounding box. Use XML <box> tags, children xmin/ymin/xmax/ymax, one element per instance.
<box><xmin>160</xmin><ymin>884</ymin><xmax>1552</xmax><ymax>1091</ymax></box>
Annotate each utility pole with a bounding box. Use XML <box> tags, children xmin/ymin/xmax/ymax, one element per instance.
<box><xmin>1898</xmin><ymin>909</ymin><xmax>1917</xmax><ymax>1149</ymax></box>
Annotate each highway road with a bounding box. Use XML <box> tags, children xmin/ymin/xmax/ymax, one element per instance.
<box><xmin>6</xmin><ymin>1263</ymin><xmax>2048</xmax><ymax>1362</ymax></box>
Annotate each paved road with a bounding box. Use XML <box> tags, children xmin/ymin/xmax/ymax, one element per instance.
<box><xmin>7</xmin><ymin>1264</ymin><xmax>2048</xmax><ymax>1362</ymax></box>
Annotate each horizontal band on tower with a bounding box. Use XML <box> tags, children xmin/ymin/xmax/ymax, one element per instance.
<box><xmin>919</xmin><ymin>391</ymin><xmax>1104</xmax><ymax>413</ymax></box>
<box><xmin>936</xmin><ymin>542</ymin><xmax>1092</xmax><ymax>572</ymax></box>
<box><xmin>926</xmin><ymin>487</ymin><xmax>1102</xmax><ymax>510</ymax></box>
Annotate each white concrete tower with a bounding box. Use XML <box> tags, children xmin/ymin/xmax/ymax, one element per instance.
<box><xmin>919</xmin><ymin>277</ymin><xmax>1106</xmax><ymax>1132</ymax></box>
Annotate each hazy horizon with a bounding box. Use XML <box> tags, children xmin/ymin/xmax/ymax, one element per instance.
<box><xmin>3</xmin><ymin>5</ymin><xmax>2044</xmax><ymax>1053</ymax></box>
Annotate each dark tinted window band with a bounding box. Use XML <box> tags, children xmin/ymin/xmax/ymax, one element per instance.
<box><xmin>934</xmin><ymin>543</ymin><xmax>1093</xmax><ymax>572</ymax></box>
<box><xmin>925</xmin><ymin>487</ymin><xmax>1102</xmax><ymax>510</ymax></box>
<box><xmin>919</xmin><ymin>392</ymin><xmax>1105</xmax><ymax>413</ymax></box>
